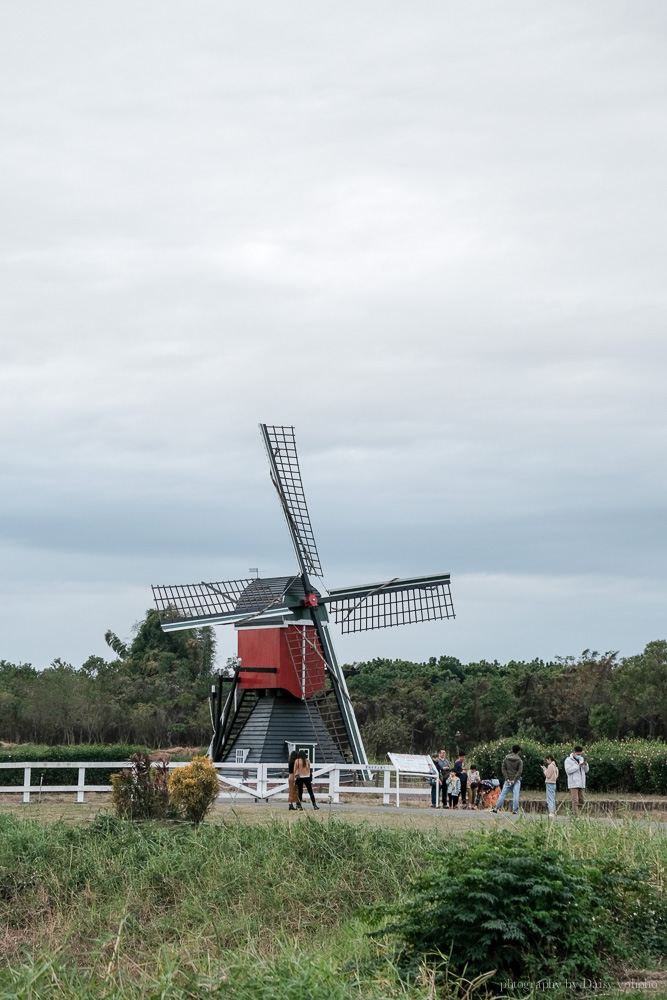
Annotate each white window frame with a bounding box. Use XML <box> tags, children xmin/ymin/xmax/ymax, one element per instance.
<box><xmin>286</xmin><ymin>741</ymin><xmax>316</xmax><ymax>763</ymax></box>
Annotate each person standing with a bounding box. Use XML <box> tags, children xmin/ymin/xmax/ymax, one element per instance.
<box><xmin>454</xmin><ymin>754</ymin><xmax>468</xmax><ymax>806</ymax></box>
<box><xmin>492</xmin><ymin>745</ymin><xmax>523</xmax><ymax>814</ymax></box>
<box><xmin>287</xmin><ymin>749</ymin><xmax>300</xmax><ymax>811</ymax></box>
<box><xmin>294</xmin><ymin>751</ymin><xmax>319</xmax><ymax>810</ymax></box>
<box><xmin>467</xmin><ymin>764</ymin><xmax>482</xmax><ymax>808</ymax></box>
<box><xmin>429</xmin><ymin>755</ymin><xmax>440</xmax><ymax>808</ymax></box>
<box><xmin>435</xmin><ymin>749</ymin><xmax>450</xmax><ymax>809</ymax></box>
<box><xmin>541</xmin><ymin>754</ymin><xmax>558</xmax><ymax>818</ymax></box>
<box><xmin>564</xmin><ymin>745</ymin><xmax>588</xmax><ymax>817</ymax></box>
<box><xmin>447</xmin><ymin>770</ymin><xmax>461</xmax><ymax>808</ymax></box>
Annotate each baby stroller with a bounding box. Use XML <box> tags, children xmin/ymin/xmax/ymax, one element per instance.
<box><xmin>480</xmin><ymin>778</ymin><xmax>501</xmax><ymax>810</ymax></box>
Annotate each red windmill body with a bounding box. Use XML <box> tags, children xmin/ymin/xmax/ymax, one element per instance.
<box><xmin>236</xmin><ymin>623</ymin><xmax>326</xmax><ymax>701</ymax></box>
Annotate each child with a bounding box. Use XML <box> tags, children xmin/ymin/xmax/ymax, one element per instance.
<box><xmin>467</xmin><ymin>764</ymin><xmax>481</xmax><ymax>808</ymax></box>
<box><xmin>447</xmin><ymin>771</ymin><xmax>461</xmax><ymax>808</ymax></box>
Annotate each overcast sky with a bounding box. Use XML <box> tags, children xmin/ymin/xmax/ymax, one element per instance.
<box><xmin>1</xmin><ymin>2</ymin><xmax>666</xmax><ymax>672</ymax></box>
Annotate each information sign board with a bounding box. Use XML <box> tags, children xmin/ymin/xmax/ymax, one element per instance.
<box><xmin>387</xmin><ymin>753</ymin><xmax>437</xmax><ymax>776</ymax></box>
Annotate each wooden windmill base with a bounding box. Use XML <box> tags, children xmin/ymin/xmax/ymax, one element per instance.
<box><xmin>223</xmin><ymin>688</ymin><xmax>349</xmax><ymax>764</ymax></box>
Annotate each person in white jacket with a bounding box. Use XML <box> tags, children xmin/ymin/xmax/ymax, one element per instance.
<box><xmin>564</xmin><ymin>745</ymin><xmax>589</xmax><ymax>817</ymax></box>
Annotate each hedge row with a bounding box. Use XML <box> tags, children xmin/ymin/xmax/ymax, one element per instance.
<box><xmin>0</xmin><ymin>744</ymin><xmax>153</xmax><ymax>788</ymax></box>
<box><xmin>3</xmin><ymin>740</ymin><xmax>666</xmax><ymax>795</ymax></box>
<box><xmin>466</xmin><ymin>738</ymin><xmax>667</xmax><ymax>795</ymax></box>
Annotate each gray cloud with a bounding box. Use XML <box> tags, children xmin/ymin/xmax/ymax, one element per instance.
<box><xmin>1</xmin><ymin>2</ymin><xmax>666</xmax><ymax>670</ymax></box>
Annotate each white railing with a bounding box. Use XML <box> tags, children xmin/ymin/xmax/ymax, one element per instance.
<box><xmin>0</xmin><ymin>761</ymin><xmax>431</xmax><ymax>807</ymax></box>
<box><xmin>0</xmin><ymin>761</ymin><xmax>132</xmax><ymax>804</ymax></box>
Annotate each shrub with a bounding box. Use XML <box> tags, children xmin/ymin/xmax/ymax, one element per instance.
<box><xmin>168</xmin><ymin>755</ymin><xmax>220</xmax><ymax>825</ymax></box>
<box><xmin>584</xmin><ymin>739</ymin><xmax>629</xmax><ymax>792</ymax></box>
<box><xmin>467</xmin><ymin>737</ymin><xmax>667</xmax><ymax>794</ymax></box>
<box><xmin>373</xmin><ymin>828</ymin><xmax>667</xmax><ymax>984</ymax></box>
<box><xmin>619</xmin><ymin>739</ymin><xmax>667</xmax><ymax>794</ymax></box>
<box><xmin>110</xmin><ymin>752</ymin><xmax>170</xmax><ymax>820</ymax></box>
<box><xmin>466</xmin><ymin>738</ymin><xmax>547</xmax><ymax>790</ymax></box>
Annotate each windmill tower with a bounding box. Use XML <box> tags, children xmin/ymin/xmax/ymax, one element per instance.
<box><xmin>152</xmin><ymin>425</ymin><xmax>455</xmax><ymax>766</ymax></box>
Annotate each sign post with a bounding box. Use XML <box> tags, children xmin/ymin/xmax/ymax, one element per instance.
<box><xmin>387</xmin><ymin>753</ymin><xmax>438</xmax><ymax>809</ymax></box>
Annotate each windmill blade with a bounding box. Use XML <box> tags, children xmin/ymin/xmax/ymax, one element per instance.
<box><xmin>260</xmin><ymin>424</ymin><xmax>323</xmax><ymax>578</ymax></box>
<box><xmin>325</xmin><ymin>572</ymin><xmax>454</xmax><ymax>633</ymax></box>
<box><xmin>152</xmin><ymin>575</ymin><xmax>300</xmax><ymax>631</ymax></box>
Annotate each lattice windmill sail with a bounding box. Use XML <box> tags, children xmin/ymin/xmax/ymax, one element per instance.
<box><xmin>152</xmin><ymin>425</ymin><xmax>455</xmax><ymax>766</ymax></box>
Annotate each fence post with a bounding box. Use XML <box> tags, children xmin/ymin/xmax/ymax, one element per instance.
<box><xmin>395</xmin><ymin>768</ymin><xmax>400</xmax><ymax>808</ymax></box>
<box><xmin>256</xmin><ymin>764</ymin><xmax>267</xmax><ymax>801</ymax></box>
<box><xmin>383</xmin><ymin>768</ymin><xmax>391</xmax><ymax>806</ymax></box>
<box><xmin>77</xmin><ymin>766</ymin><xmax>86</xmax><ymax>803</ymax></box>
<box><xmin>23</xmin><ymin>767</ymin><xmax>31</xmax><ymax>804</ymax></box>
<box><xmin>330</xmin><ymin>766</ymin><xmax>339</xmax><ymax>804</ymax></box>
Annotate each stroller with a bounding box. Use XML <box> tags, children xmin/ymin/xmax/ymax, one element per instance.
<box><xmin>480</xmin><ymin>778</ymin><xmax>501</xmax><ymax>810</ymax></box>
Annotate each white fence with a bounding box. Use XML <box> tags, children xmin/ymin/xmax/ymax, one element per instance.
<box><xmin>0</xmin><ymin>761</ymin><xmax>431</xmax><ymax>807</ymax></box>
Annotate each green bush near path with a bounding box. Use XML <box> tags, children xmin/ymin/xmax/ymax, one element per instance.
<box><xmin>468</xmin><ymin>737</ymin><xmax>667</xmax><ymax>794</ymax></box>
<box><xmin>0</xmin><ymin>813</ymin><xmax>665</xmax><ymax>998</ymax></box>
<box><xmin>374</xmin><ymin>827</ymin><xmax>667</xmax><ymax>984</ymax></box>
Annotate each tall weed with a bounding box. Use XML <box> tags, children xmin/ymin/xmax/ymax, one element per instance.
<box><xmin>0</xmin><ymin>814</ymin><xmax>664</xmax><ymax>997</ymax></box>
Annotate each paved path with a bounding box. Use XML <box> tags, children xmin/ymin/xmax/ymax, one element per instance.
<box><xmin>215</xmin><ymin>798</ymin><xmax>667</xmax><ymax>828</ymax></box>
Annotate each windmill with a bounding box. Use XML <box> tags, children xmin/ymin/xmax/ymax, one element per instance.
<box><xmin>152</xmin><ymin>425</ymin><xmax>455</xmax><ymax>766</ymax></box>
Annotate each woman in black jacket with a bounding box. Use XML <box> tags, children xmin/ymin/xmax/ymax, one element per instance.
<box><xmin>453</xmin><ymin>754</ymin><xmax>468</xmax><ymax>806</ymax></box>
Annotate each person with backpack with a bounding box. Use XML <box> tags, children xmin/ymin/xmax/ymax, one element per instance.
<box><xmin>541</xmin><ymin>754</ymin><xmax>559</xmax><ymax>818</ymax></box>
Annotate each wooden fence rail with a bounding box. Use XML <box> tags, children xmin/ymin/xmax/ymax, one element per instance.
<box><xmin>0</xmin><ymin>761</ymin><xmax>429</xmax><ymax>807</ymax></box>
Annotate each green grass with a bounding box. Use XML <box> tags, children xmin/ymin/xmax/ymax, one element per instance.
<box><xmin>0</xmin><ymin>812</ymin><xmax>665</xmax><ymax>998</ymax></box>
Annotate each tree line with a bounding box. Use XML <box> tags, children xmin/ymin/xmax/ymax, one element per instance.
<box><xmin>0</xmin><ymin>611</ymin><xmax>215</xmax><ymax>746</ymax></box>
<box><xmin>349</xmin><ymin>642</ymin><xmax>667</xmax><ymax>759</ymax></box>
<box><xmin>1</xmin><ymin>609</ymin><xmax>665</xmax><ymax>751</ymax></box>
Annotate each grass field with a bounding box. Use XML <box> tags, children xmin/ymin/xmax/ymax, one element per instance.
<box><xmin>0</xmin><ymin>802</ymin><xmax>665</xmax><ymax>999</ymax></box>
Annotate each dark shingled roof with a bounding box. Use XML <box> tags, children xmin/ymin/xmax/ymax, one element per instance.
<box><xmin>225</xmin><ymin>690</ymin><xmax>346</xmax><ymax>764</ymax></box>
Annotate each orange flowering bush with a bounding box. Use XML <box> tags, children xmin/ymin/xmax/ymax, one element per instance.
<box><xmin>168</xmin><ymin>755</ymin><xmax>220</xmax><ymax>825</ymax></box>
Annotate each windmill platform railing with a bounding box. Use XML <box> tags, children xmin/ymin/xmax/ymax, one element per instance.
<box><xmin>0</xmin><ymin>760</ymin><xmax>429</xmax><ymax>808</ymax></box>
